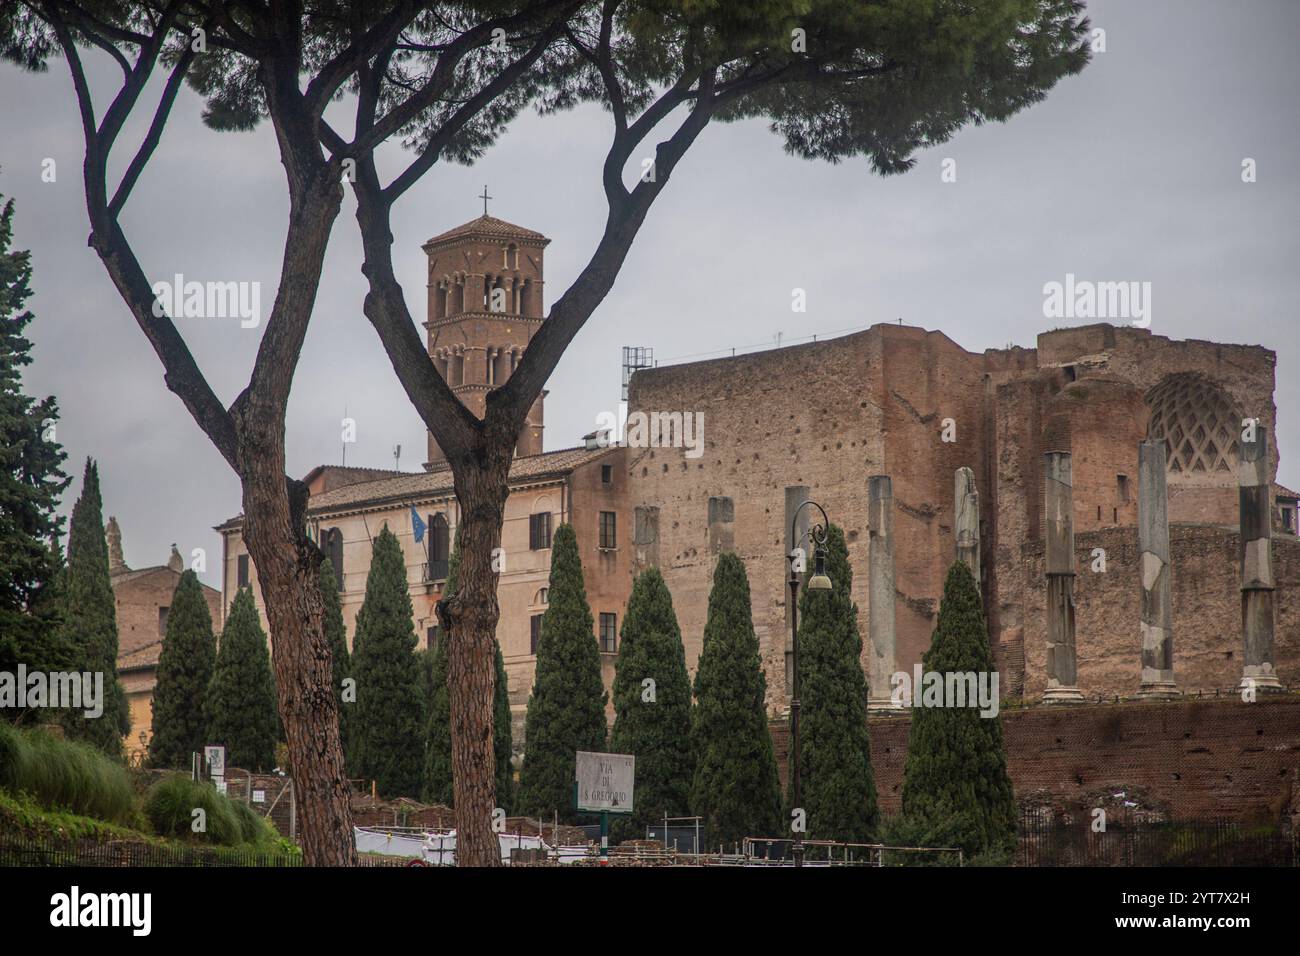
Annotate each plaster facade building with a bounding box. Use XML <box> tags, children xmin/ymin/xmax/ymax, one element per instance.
<box><xmin>216</xmin><ymin>216</ymin><xmax>630</xmax><ymax>748</ymax></box>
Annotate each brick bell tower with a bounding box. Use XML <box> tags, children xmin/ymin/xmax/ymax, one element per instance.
<box><xmin>422</xmin><ymin>208</ymin><xmax>549</xmax><ymax>469</ymax></box>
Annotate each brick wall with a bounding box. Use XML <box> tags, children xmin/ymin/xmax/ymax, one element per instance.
<box><xmin>772</xmin><ymin>696</ymin><xmax>1300</xmax><ymax>821</ymax></box>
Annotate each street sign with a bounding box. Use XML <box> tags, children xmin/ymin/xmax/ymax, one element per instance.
<box><xmin>204</xmin><ymin>745</ymin><xmax>225</xmax><ymax>778</ymax></box>
<box><xmin>575</xmin><ymin>751</ymin><xmax>635</xmax><ymax>814</ymax></box>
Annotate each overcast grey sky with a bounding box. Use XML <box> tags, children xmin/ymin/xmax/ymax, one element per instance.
<box><xmin>2</xmin><ymin>0</ymin><xmax>1297</xmax><ymax>592</ymax></box>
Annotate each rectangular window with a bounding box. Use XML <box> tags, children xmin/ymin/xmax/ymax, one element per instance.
<box><xmin>158</xmin><ymin>606</ymin><xmax>169</xmax><ymax>638</ymax></box>
<box><xmin>427</xmin><ymin>626</ymin><xmax>441</xmax><ymax>652</ymax></box>
<box><xmin>599</xmin><ymin>613</ymin><xmax>617</xmax><ymax>653</ymax></box>
<box><xmin>1117</xmin><ymin>474</ymin><xmax>1130</xmax><ymax>504</ymax></box>
<box><xmin>1284</xmin><ymin>506</ymin><xmax>1296</xmax><ymax>533</ymax></box>
<box><xmin>599</xmin><ymin>511</ymin><xmax>617</xmax><ymax>549</ymax></box>
<box><xmin>601</xmin><ymin>464</ymin><xmax>613</xmax><ymax>485</ymax></box>
<box><xmin>237</xmin><ymin>553</ymin><xmax>250</xmax><ymax>588</ymax></box>
<box><xmin>530</xmin><ymin>614</ymin><xmax>544</xmax><ymax>654</ymax></box>
<box><xmin>529</xmin><ymin>512</ymin><xmax>552</xmax><ymax>550</ymax></box>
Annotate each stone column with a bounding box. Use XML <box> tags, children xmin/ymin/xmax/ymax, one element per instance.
<box><xmin>1043</xmin><ymin>452</ymin><xmax>1084</xmax><ymax>703</ymax></box>
<box><xmin>867</xmin><ymin>475</ymin><xmax>901</xmax><ymax>711</ymax></box>
<box><xmin>707</xmin><ymin>496</ymin><xmax>735</xmax><ymax>555</ymax></box>
<box><xmin>1239</xmin><ymin>425</ymin><xmax>1281</xmax><ymax>691</ymax></box>
<box><xmin>1137</xmin><ymin>439</ymin><xmax>1178</xmax><ymax>698</ymax></box>
<box><xmin>954</xmin><ymin>467</ymin><xmax>981</xmax><ymax>582</ymax></box>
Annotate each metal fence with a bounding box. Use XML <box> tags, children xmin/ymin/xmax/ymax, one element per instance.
<box><xmin>1016</xmin><ymin>817</ymin><xmax>1296</xmax><ymax>867</ymax></box>
<box><xmin>0</xmin><ymin>837</ymin><xmax>303</xmax><ymax>868</ymax></box>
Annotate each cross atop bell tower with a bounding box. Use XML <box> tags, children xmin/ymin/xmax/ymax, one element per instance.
<box><xmin>422</xmin><ymin>211</ymin><xmax>550</xmax><ymax>469</ymax></box>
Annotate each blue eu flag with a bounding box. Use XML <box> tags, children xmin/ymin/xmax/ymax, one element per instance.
<box><xmin>411</xmin><ymin>506</ymin><xmax>426</xmax><ymax>544</ymax></box>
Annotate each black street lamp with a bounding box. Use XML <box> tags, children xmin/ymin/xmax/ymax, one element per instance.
<box><xmin>788</xmin><ymin>500</ymin><xmax>832</xmax><ymax>868</ymax></box>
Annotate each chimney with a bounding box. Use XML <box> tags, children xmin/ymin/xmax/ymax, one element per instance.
<box><xmin>167</xmin><ymin>544</ymin><xmax>183</xmax><ymax>573</ymax></box>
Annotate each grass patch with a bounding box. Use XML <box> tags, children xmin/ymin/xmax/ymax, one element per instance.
<box><xmin>142</xmin><ymin>775</ymin><xmax>278</xmax><ymax>847</ymax></box>
<box><xmin>0</xmin><ymin>721</ymin><xmax>138</xmax><ymax>827</ymax></box>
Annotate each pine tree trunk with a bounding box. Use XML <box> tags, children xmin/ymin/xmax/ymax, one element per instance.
<box><xmin>443</xmin><ymin>455</ymin><xmax>510</xmax><ymax>867</ymax></box>
<box><xmin>240</xmin><ymin>456</ymin><xmax>357</xmax><ymax>866</ymax></box>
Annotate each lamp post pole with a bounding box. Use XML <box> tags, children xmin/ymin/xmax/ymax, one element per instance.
<box><xmin>788</xmin><ymin>500</ymin><xmax>831</xmax><ymax>870</ymax></box>
<box><xmin>788</xmin><ymin>563</ymin><xmax>802</xmax><ymax>869</ymax></box>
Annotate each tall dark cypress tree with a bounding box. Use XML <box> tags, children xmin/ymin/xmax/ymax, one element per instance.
<box><xmin>421</xmin><ymin>534</ymin><xmax>458</xmax><ymax>806</ymax></box>
<box><xmin>608</xmin><ymin>567</ymin><xmax>693</xmax><ymax>844</ymax></box>
<box><xmin>900</xmin><ymin>561</ymin><xmax>1016</xmax><ymax>860</ymax></box>
<box><xmin>422</xmin><ymin>532</ymin><xmax>514</xmax><ymax>811</ymax></box>
<box><xmin>0</xmin><ymin>192</ymin><xmax>71</xmax><ymax>709</ymax></box>
<box><xmin>516</xmin><ymin>523</ymin><xmax>607</xmax><ymax>822</ymax></box>
<box><xmin>205</xmin><ymin>588</ymin><xmax>278</xmax><ymax>772</ymax></box>
<box><xmin>60</xmin><ymin>459</ymin><xmax>129</xmax><ymax>753</ymax></box>
<box><xmin>147</xmin><ymin>570</ymin><xmax>217</xmax><ymax>768</ymax></box>
<box><xmin>690</xmin><ymin>551</ymin><xmax>781</xmax><ymax>851</ymax></box>
<box><xmin>319</xmin><ymin>558</ymin><xmax>350</xmax><ymax>762</ymax></box>
<box><xmin>789</xmin><ymin>524</ymin><xmax>878</xmax><ymax>842</ymax></box>
<box><xmin>350</xmin><ymin>525</ymin><xmax>424</xmax><ymax>798</ymax></box>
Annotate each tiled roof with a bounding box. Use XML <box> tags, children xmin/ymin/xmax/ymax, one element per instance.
<box><xmin>218</xmin><ymin>445</ymin><xmax>619</xmax><ymax>528</ymax></box>
<box><xmin>119</xmin><ymin>639</ymin><xmax>164</xmax><ymax>672</ymax></box>
<box><xmin>423</xmin><ymin>214</ymin><xmax>547</xmax><ymax>246</ymax></box>
<box><xmin>1275</xmin><ymin>482</ymin><xmax>1300</xmax><ymax>501</ymax></box>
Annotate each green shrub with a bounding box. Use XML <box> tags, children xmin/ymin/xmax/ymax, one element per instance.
<box><xmin>143</xmin><ymin>775</ymin><xmax>251</xmax><ymax>847</ymax></box>
<box><xmin>229</xmin><ymin>798</ymin><xmax>278</xmax><ymax>846</ymax></box>
<box><xmin>0</xmin><ymin>721</ymin><xmax>136</xmax><ymax>826</ymax></box>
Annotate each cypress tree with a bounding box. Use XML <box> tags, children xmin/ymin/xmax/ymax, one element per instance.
<box><xmin>319</xmin><ymin>558</ymin><xmax>350</xmax><ymax>761</ymax></box>
<box><xmin>59</xmin><ymin>459</ymin><xmax>129</xmax><ymax>753</ymax></box>
<box><xmin>147</xmin><ymin>570</ymin><xmax>217</xmax><ymax>768</ymax></box>
<box><xmin>205</xmin><ymin>588</ymin><xmax>278</xmax><ymax>772</ymax></box>
<box><xmin>516</xmin><ymin>523</ymin><xmax>606</xmax><ymax>822</ymax></box>
<box><xmin>690</xmin><ymin>551</ymin><xmax>781</xmax><ymax>851</ymax></box>
<box><xmin>422</xmin><ymin>532</ymin><xmax>514</xmax><ymax>811</ymax></box>
<box><xmin>0</xmin><ymin>192</ymin><xmax>71</xmax><ymax>709</ymax></box>
<box><xmin>420</xmin><ymin>535</ymin><xmax>457</xmax><ymax>807</ymax></box>
<box><xmin>900</xmin><ymin>561</ymin><xmax>1016</xmax><ymax>860</ymax></box>
<box><xmin>608</xmin><ymin>567</ymin><xmax>693</xmax><ymax>844</ymax></box>
<box><xmin>789</xmin><ymin>524</ymin><xmax>878</xmax><ymax>842</ymax></box>
<box><xmin>350</xmin><ymin>525</ymin><xmax>423</xmax><ymax>798</ymax></box>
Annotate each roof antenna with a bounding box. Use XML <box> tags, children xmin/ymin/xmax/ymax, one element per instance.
<box><xmin>393</xmin><ymin>443</ymin><xmax>402</xmax><ymax>471</ymax></box>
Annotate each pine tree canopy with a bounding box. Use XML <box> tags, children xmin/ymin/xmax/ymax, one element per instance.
<box><xmin>148</xmin><ymin>570</ymin><xmax>217</xmax><ymax>769</ymax></box>
<box><xmin>900</xmin><ymin>561</ymin><xmax>1016</xmax><ymax>860</ymax></box>
<box><xmin>690</xmin><ymin>551</ymin><xmax>782</xmax><ymax>851</ymax></box>
<box><xmin>792</xmin><ymin>524</ymin><xmax>879</xmax><ymax>842</ymax></box>
<box><xmin>0</xmin><ymin>192</ymin><xmax>71</xmax><ymax>700</ymax></box>
<box><xmin>59</xmin><ymin>459</ymin><xmax>128</xmax><ymax>753</ymax></box>
<box><xmin>516</xmin><ymin>523</ymin><xmax>607</xmax><ymax>822</ymax></box>
<box><xmin>608</xmin><ymin>567</ymin><xmax>693</xmax><ymax>844</ymax></box>
<box><xmin>350</xmin><ymin>525</ymin><xmax>424</xmax><ymax>798</ymax></box>
<box><xmin>205</xmin><ymin>587</ymin><xmax>278</xmax><ymax>772</ymax></box>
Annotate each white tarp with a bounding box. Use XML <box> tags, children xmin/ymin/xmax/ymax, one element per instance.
<box><xmin>353</xmin><ymin>827</ymin><xmax>590</xmax><ymax>865</ymax></box>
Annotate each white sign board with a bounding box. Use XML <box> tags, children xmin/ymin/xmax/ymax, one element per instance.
<box><xmin>215</xmin><ymin>779</ymin><xmax>228</xmax><ymax>795</ymax></box>
<box><xmin>204</xmin><ymin>745</ymin><xmax>225</xmax><ymax>778</ymax></box>
<box><xmin>576</xmin><ymin>751</ymin><xmax>634</xmax><ymax>813</ymax></box>
<box><xmin>252</xmin><ymin>790</ymin><xmax>266</xmax><ymax>804</ymax></box>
